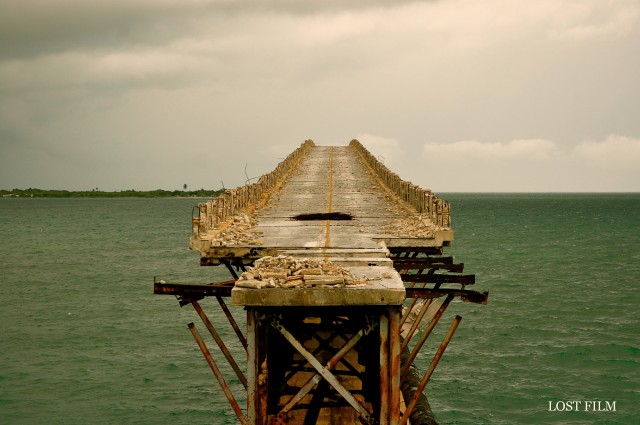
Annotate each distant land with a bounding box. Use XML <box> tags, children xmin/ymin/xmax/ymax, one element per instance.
<box><xmin>1</xmin><ymin>188</ymin><xmax>225</xmax><ymax>198</ymax></box>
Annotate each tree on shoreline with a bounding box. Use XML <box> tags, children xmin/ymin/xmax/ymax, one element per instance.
<box><xmin>1</xmin><ymin>188</ymin><xmax>224</xmax><ymax>198</ymax></box>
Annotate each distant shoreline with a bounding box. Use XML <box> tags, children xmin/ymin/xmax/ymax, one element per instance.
<box><xmin>1</xmin><ymin>188</ymin><xmax>224</xmax><ymax>198</ymax></box>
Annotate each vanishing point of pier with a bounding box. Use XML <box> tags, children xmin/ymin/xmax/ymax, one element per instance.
<box><xmin>154</xmin><ymin>140</ymin><xmax>488</xmax><ymax>424</ymax></box>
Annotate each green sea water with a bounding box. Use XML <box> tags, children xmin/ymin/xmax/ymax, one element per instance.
<box><xmin>0</xmin><ymin>195</ymin><xmax>638</xmax><ymax>424</ymax></box>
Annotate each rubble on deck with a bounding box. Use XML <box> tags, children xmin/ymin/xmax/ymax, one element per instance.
<box><xmin>383</xmin><ymin>215</ymin><xmax>441</xmax><ymax>238</ymax></box>
<box><xmin>209</xmin><ymin>213</ymin><xmax>264</xmax><ymax>247</ymax></box>
<box><xmin>235</xmin><ymin>255</ymin><xmax>371</xmax><ymax>289</ymax></box>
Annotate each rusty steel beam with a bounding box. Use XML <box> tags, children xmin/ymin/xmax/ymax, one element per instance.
<box><xmin>220</xmin><ymin>259</ymin><xmax>248</xmax><ymax>280</ymax></box>
<box><xmin>400</xmin><ymin>273</ymin><xmax>475</xmax><ymax>285</ymax></box>
<box><xmin>400</xmin><ymin>315</ymin><xmax>462</xmax><ymax>425</ymax></box>
<box><xmin>247</xmin><ymin>310</ymin><xmax>269</xmax><ymax>423</ymax></box>
<box><xmin>188</xmin><ymin>323</ymin><xmax>247</xmax><ymax>425</ymax></box>
<box><xmin>400</xmin><ymin>273</ymin><xmax>439</xmax><ymax>335</ymax></box>
<box><xmin>388</xmin><ymin>247</ymin><xmax>443</xmax><ymax>256</ymax></box>
<box><xmin>199</xmin><ymin>246</ymin><xmax>277</xmax><ymax>264</ymax></box>
<box><xmin>400</xmin><ymin>351</ymin><xmax>437</xmax><ymax>425</ymax></box>
<box><xmin>200</xmin><ymin>257</ymin><xmax>221</xmax><ymax>266</ymax></box>
<box><xmin>389</xmin><ymin>308</ymin><xmax>402</xmax><ymax>422</ymax></box>
<box><xmin>394</xmin><ymin>261</ymin><xmax>464</xmax><ymax>273</ymax></box>
<box><xmin>392</xmin><ymin>256</ymin><xmax>455</xmax><ymax>265</ymax></box>
<box><xmin>400</xmin><ymin>281</ymin><xmax>430</xmax><ymax>329</ymax></box>
<box><xmin>379</xmin><ymin>313</ymin><xmax>390</xmax><ymax>425</ymax></box>
<box><xmin>153</xmin><ymin>279</ymin><xmax>235</xmax><ymax>297</ymax></box>
<box><xmin>216</xmin><ymin>295</ymin><xmax>248</xmax><ymax>352</ymax></box>
<box><xmin>405</xmin><ymin>288</ymin><xmax>489</xmax><ymax>304</ymax></box>
<box><xmin>191</xmin><ymin>300</ymin><xmax>247</xmax><ymax>389</ymax></box>
<box><xmin>398</xmin><ymin>267</ymin><xmax>431</xmax><ymax>329</ymax></box>
<box><xmin>222</xmin><ymin>260</ymin><xmax>240</xmax><ymax>279</ymax></box>
<box><xmin>397</xmin><ymin>251</ymin><xmax>421</xmax><ymax>276</ymax></box>
<box><xmin>400</xmin><ymin>298</ymin><xmax>434</xmax><ymax>353</ymax></box>
<box><xmin>401</xmin><ymin>295</ymin><xmax>454</xmax><ymax>384</ymax></box>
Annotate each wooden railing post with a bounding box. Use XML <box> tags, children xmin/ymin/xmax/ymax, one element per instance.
<box><xmin>349</xmin><ymin>139</ymin><xmax>451</xmax><ymax>227</ymax></box>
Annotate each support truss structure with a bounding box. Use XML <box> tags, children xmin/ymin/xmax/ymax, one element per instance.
<box><xmin>154</xmin><ymin>244</ymin><xmax>487</xmax><ymax>425</ymax></box>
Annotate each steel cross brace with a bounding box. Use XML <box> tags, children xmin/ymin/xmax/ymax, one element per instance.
<box><xmin>268</xmin><ymin>314</ymin><xmax>377</xmax><ymax>425</ymax></box>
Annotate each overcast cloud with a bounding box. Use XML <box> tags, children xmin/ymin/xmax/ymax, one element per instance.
<box><xmin>1</xmin><ymin>0</ymin><xmax>639</xmax><ymax>192</ymax></box>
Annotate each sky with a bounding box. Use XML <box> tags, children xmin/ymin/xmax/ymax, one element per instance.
<box><xmin>1</xmin><ymin>0</ymin><xmax>639</xmax><ymax>192</ymax></box>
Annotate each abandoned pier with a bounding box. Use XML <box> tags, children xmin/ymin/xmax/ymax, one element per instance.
<box><xmin>154</xmin><ymin>139</ymin><xmax>488</xmax><ymax>425</ymax></box>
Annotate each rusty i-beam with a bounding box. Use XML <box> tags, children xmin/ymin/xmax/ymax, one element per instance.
<box><xmin>154</xmin><ymin>139</ymin><xmax>488</xmax><ymax>424</ymax></box>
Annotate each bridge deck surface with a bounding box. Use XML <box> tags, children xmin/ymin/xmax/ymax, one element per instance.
<box><xmin>258</xmin><ymin>146</ymin><xmax>403</xmax><ymax>251</ymax></box>
<box><xmin>191</xmin><ymin>144</ymin><xmax>452</xmax><ymax>306</ymax></box>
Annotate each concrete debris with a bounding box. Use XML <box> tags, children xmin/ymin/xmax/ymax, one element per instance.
<box><xmin>383</xmin><ymin>215</ymin><xmax>444</xmax><ymax>238</ymax></box>
<box><xmin>210</xmin><ymin>213</ymin><xmax>264</xmax><ymax>247</ymax></box>
<box><xmin>235</xmin><ymin>255</ymin><xmax>370</xmax><ymax>289</ymax></box>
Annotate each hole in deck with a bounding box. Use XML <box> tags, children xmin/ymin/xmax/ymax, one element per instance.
<box><xmin>292</xmin><ymin>212</ymin><xmax>353</xmax><ymax>221</ymax></box>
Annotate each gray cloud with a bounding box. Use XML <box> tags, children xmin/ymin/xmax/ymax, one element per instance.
<box><xmin>1</xmin><ymin>1</ymin><xmax>182</xmax><ymax>59</ymax></box>
<box><xmin>1</xmin><ymin>0</ymin><xmax>639</xmax><ymax>192</ymax></box>
<box><xmin>0</xmin><ymin>0</ymin><xmax>425</xmax><ymax>59</ymax></box>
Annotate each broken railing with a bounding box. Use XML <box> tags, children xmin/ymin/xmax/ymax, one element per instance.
<box><xmin>349</xmin><ymin>140</ymin><xmax>451</xmax><ymax>228</ymax></box>
<box><xmin>192</xmin><ymin>139</ymin><xmax>315</xmax><ymax>239</ymax></box>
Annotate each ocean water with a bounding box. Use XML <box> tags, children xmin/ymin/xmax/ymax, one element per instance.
<box><xmin>0</xmin><ymin>195</ymin><xmax>638</xmax><ymax>424</ymax></box>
